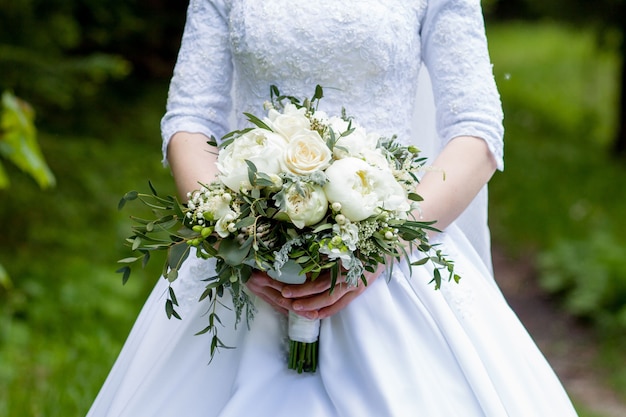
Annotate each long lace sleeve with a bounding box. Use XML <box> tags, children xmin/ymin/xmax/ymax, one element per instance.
<box><xmin>421</xmin><ymin>0</ymin><xmax>504</xmax><ymax>170</ymax></box>
<box><xmin>160</xmin><ymin>0</ymin><xmax>233</xmax><ymax>165</ymax></box>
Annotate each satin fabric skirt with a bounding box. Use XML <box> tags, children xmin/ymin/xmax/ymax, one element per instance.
<box><xmin>87</xmin><ymin>225</ymin><xmax>578</xmax><ymax>416</ymax></box>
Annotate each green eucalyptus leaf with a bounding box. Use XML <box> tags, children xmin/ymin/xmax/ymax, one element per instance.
<box><xmin>210</xmin><ymin>335</ymin><xmax>219</xmax><ymax>355</ymax></box>
<box><xmin>116</xmin><ymin>266</ymin><xmax>131</xmax><ymax>285</ymax></box>
<box><xmin>123</xmin><ymin>190</ymin><xmax>139</xmax><ymax>201</ymax></box>
<box><xmin>142</xmin><ymin>250</ymin><xmax>151</xmax><ymax>268</ymax></box>
<box><xmin>156</xmin><ymin>218</ymin><xmax>179</xmax><ymax>230</ymax></box>
<box><xmin>235</xmin><ymin>216</ymin><xmax>255</xmax><ymax>229</ymax></box>
<box><xmin>433</xmin><ymin>268</ymin><xmax>442</xmax><ymax>290</ymax></box>
<box><xmin>199</xmin><ymin>287</ymin><xmax>214</xmax><ymax>302</ymax></box>
<box><xmin>168</xmin><ymin>242</ymin><xmax>191</xmax><ymax>271</ymax></box>
<box><xmin>148</xmin><ymin>180</ymin><xmax>158</xmax><ymax>196</ymax></box>
<box><xmin>245</xmin><ymin>160</ymin><xmax>258</xmax><ymax>186</ymax></box>
<box><xmin>411</xmin><ymin>257</ymin><xmax>429</xmax><ymax>266</ymax></box>
<box><xmin>195</xmin><ymin>324</ymin><xmax>213</xmax><ymax>336</ymax></box>
<box><xmin>243</xmin><ymin>112</ymin><xmax>272</xmax><ymax>131</ymax></box>
<box><xmin>118</xmin><ymin>257</ymin><xmax>139</xmax><ymax>264</ymax></box>
<box><xmin>166</xmin><ymin>268</ymin><xmax>178</xmax><ymax>282</ymax></box>
<box><xmin>313</xmin><ymin>85</ymin><xmax>324</xmax><ymax>101</ymax></box>
<box><xmin>165</xmin><ymin>299</ymin><xmax>181</xmax><ymax>320</ymax></box>
<box><xmin>270</xmin><ymin>85</ymin><xmax>280</xmax><ymax>99</ymax></box>
<box><xmin>169</xmin><ymin>286</ymin><xmax>179</xmax><ymax>306</ymax></box>
<box><xmin>207</xmin><ymin>136</ymin><xmax>218</xmax><ymax>147</ymax></box>
<box><xmin>219</xmin><ymin>238</ymin><xmax>251</xmax><ymax>266</ymax></box>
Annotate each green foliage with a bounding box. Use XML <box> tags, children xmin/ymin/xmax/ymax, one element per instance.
<box><xmin>488</xmin><ymin>22</ymin><xmax>620</xmax><ymax>244</ymax></box>
<box><xmin>523</xmin><ymin>0</ymin><xmax>626</xmax><ymax>29</ymax></box>
<box><xmin>0</xmin><ymin>90</ymin><xmax>56</xmax><ymax>288</ymax></box>
<box><xmin>0</xmin><ymin>91</ymin><xmax>55</xmax><ymax>189</ymax></box>
<box><xmin>0</xmin><ymin>81</ymin><xmax>174</xmax><ymax>416</ymax></box>
<box><xmin>0</xmin><ymin>0</ymin><xmax>185</xmax><ymax>125</ymax></box>
<box><xmin>539</xmin><ymin>233</ymin><xmax>626</xmax><ymax>330</ymax></box>
<box><xmin>487</xmin><ymin>22</ymin><xmax>626</xmax><ymax>334</ymax></box>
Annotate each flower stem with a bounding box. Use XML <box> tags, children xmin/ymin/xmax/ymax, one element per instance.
<box><xmin>288</xmin><ymin>340</ymin><xmax>318</xmax><ymax>373</ymax></box>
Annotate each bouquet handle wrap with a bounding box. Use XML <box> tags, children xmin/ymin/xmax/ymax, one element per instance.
<box><xmin>288</xmin><ymin>311</ymin><xmax>320</xmax><ymax>343</ymax></box>
<box><xmin>269</xmin><ymin>263</ymin><xmax>321</xmax><ymax>344</ymax></box>
<box><xmin>268</xmin><ymin>261</ymin><xmax>319</xmax><ymax>372</ymax></box>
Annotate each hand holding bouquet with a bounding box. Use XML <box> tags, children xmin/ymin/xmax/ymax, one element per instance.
<box><xmin>118</xmin><ymin>86</ymin><xmax>459</xmax><ymax>373</ymax></box>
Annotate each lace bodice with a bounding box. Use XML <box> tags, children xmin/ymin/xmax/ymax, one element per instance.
<box><xmin>161</xmin><ymin>0</ymin><xmax>504</xmax><ymax>169</ymax></box>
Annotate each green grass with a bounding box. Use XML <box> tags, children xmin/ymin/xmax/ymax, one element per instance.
<box><xmin>1</xmin><ymin>20</ymin><xmax>626</xmax><ymax>416</ymax></box>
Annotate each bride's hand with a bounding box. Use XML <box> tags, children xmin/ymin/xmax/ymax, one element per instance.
<box><xmin>246</xmin><ymin>266</ymin><xmax>383</xmax><ymax>320</ymax></box>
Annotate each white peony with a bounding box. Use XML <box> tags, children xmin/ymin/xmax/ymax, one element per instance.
<box><xmin>264</xmin><ymin>102</ymin><xmax>311</xmax><ymax>140</ymax></box>
<box><xmin>281</xmin><ymin>130</ymin><xmax>332</xmax><ymax>175</ymax></box>
<box><xmin>280</xmin><ymin>183</ymin><xmax>328</xmax><ymax>229</ymax></box>
<box><xmin>217</xmin><ymin>128</ymin><xmax>287</xmax><ymax>192</ymax></box>
<box><xmin>329</xmin><ymin>117</ymin><xmax>379</xmax><ymax>159</ymax></box>
<box><xmin>324</xmin><ymin>157</ymin><xmax>410</xmax><ymax>222</ymax></box>
<box><xmin>359</xmin><ymin>147</ymin><xmax>391</xmax><ymax>170</ymax></box>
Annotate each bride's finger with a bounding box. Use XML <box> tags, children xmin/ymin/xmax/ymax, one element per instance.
<box><xmin>290</xmin><ymin>282</ymin><xmax>359</xmax><ymax>314</ymax></box>
<box><xmin>280</xmin><ymin>274</ymin><xmax>333</xmax><ymax>298</ymax></box>
<box><xmin>249</xmin><ymin>271</ymin><xmax>286</xmax><ymax>292</ymax></box>
<box><xmin>246</xmin><ymin>273</ymin><xmax>290</xmax><ymax>314</ymax></box>
<box><xmin>317</xmin><ymin>287</ymin><xmax>367</xmax><ymax>319</ymax></box>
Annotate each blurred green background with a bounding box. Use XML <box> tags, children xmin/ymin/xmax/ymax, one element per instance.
<box><xmin>1</xmin><ymin>1</ymin><xmax>626</xmax><ymax>416</ymax></box>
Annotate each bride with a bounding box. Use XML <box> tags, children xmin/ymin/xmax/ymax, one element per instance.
<box><xmin>88</xmin><ymin>0</ymin><xmax>579</xmax><ymax>416</ymax></box>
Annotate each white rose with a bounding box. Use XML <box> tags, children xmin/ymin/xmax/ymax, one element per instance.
<box><xmin>324</xmin><ymin>157</ymin><xmax>410</xmax><ymax>221</ymax></box>
<box><xmin>215</xmin><ymin>209</ymin><xmax>237</xmax><ymax>238</ymax></box>
<box><xmin>280</xmin><ymin>183</ymin><xmax>328</xmax><ymax>229</ymax></box>
<box><xmin>264</xmin><ymin>102</ymin><xmax>311</xmax><ymax>140</ymax></box>
<box><xmin>217</xmin><ymin>128</ymin><xmax>287</xmax><ymax>191</ymax></box>
<box><xmin>281</xmin><ymin>130</ymin><xmax>332</xmax><ymax>175</ymax></box>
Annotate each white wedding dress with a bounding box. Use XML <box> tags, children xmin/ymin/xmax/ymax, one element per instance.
<box><xmin>88</xmin><ymin>1</ymin><xmax>578</xmax><ymax>416</ymax></box>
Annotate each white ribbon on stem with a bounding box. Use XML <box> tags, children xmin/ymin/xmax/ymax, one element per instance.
<box><xmin>268</xmin><ymin>260</ymin><xmax>321</xmax><ymax>344</ymax></box>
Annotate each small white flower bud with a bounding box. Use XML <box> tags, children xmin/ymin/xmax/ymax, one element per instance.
<box><xmin>331</xmin><ymin>202</ymin><xmax>342</xmax><ymax>212</ymax></box>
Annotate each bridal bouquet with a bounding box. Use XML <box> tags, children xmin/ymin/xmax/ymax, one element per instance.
<box><xmin>118</xmin><ymin>85</ymin><xmax>459</xmax><ymax>373</ymax></box>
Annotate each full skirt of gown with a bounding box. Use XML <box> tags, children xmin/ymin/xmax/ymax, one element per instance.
<box><xmin>87</xmin><ymin>222</ymin><xmax>578</xmax><ymax>416</ymax></box>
